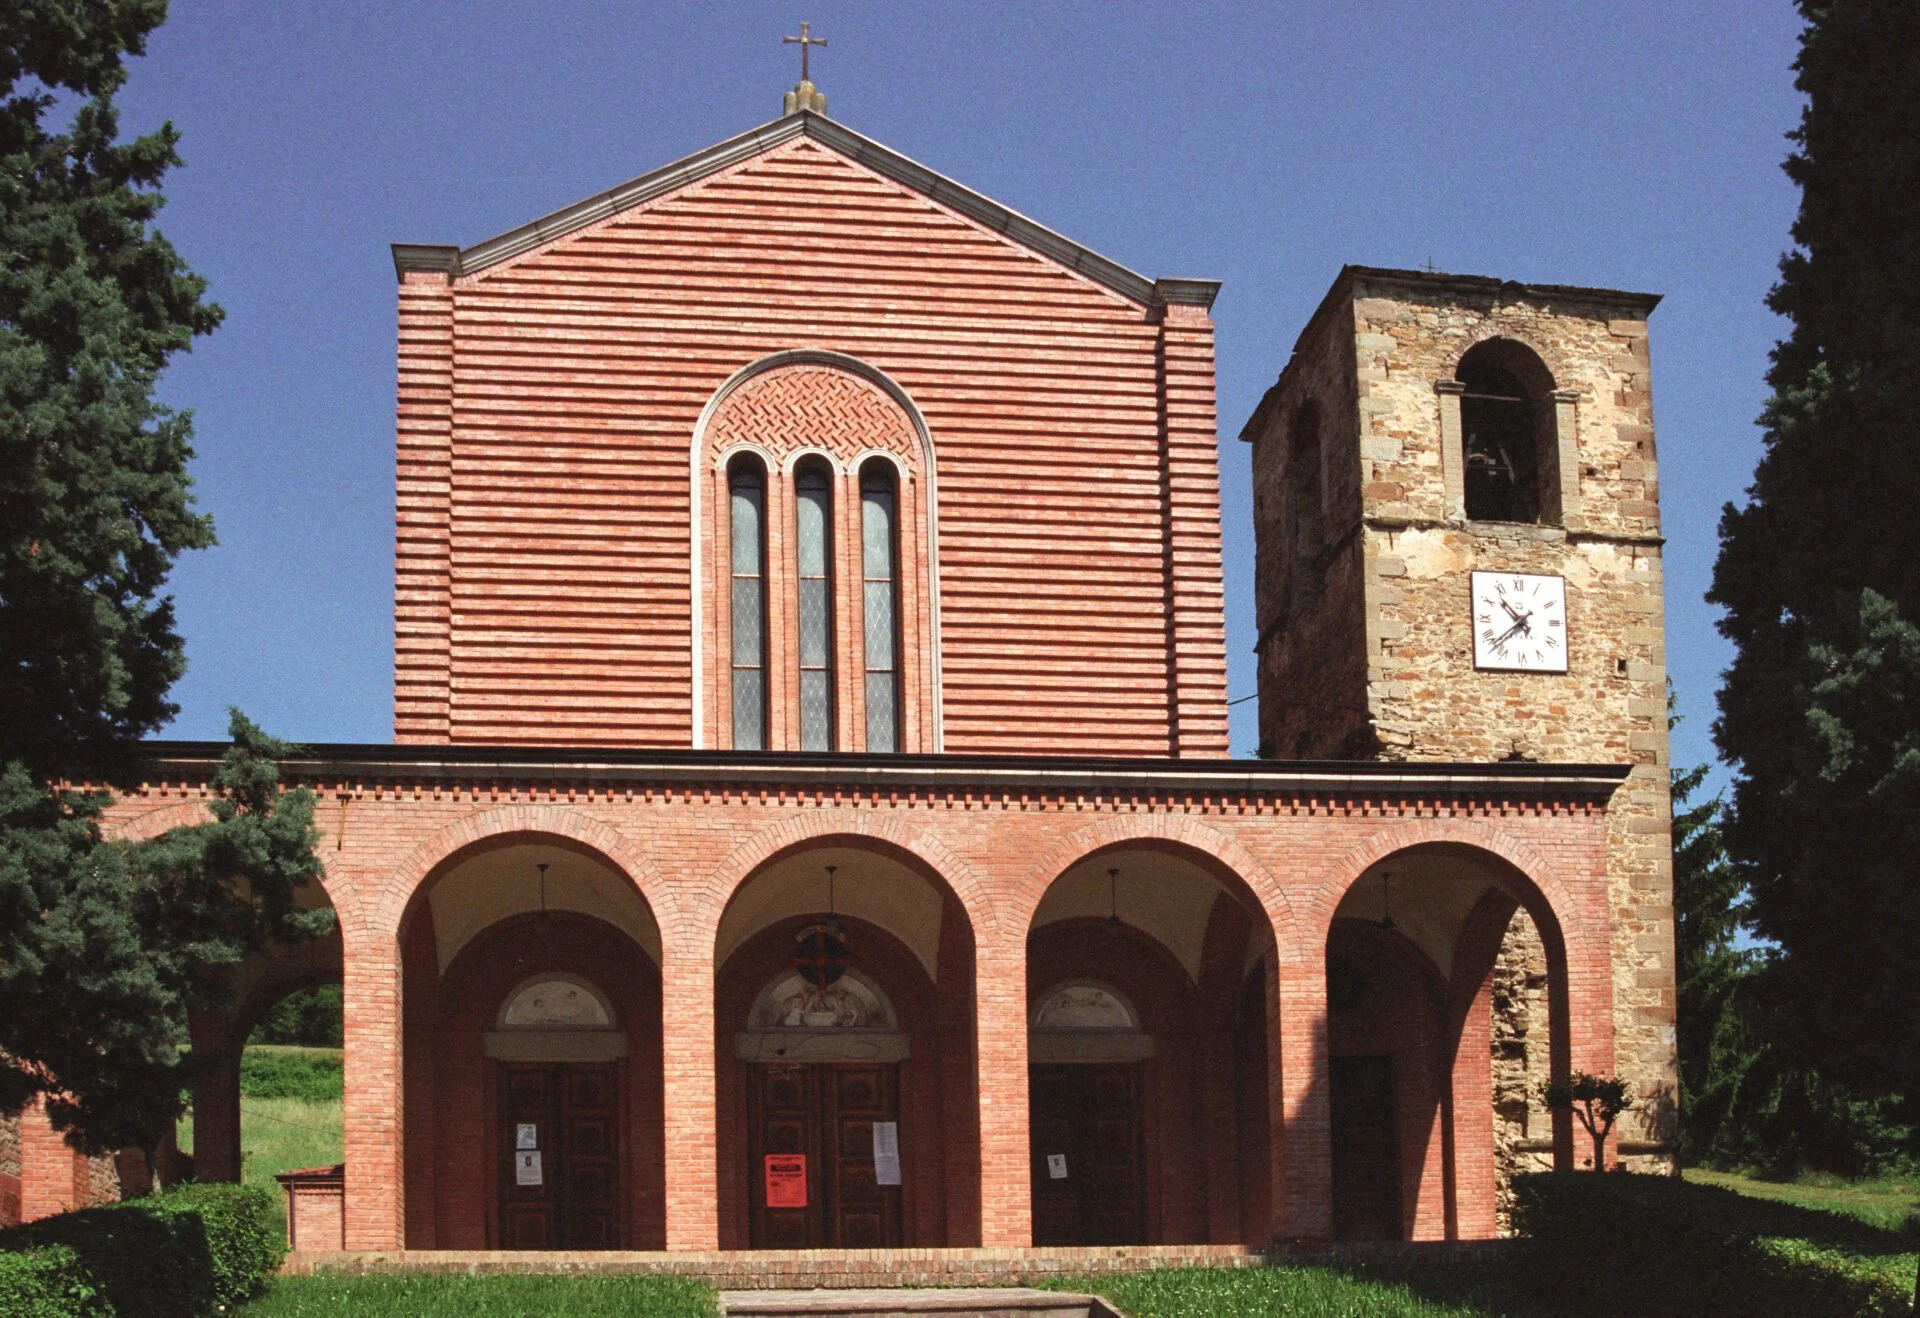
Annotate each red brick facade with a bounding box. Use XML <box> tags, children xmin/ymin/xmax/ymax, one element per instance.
<box><xmin>16</xmin><ymin>109</ymin><xmax>1673</xmax><ymax>1255</ymax></box>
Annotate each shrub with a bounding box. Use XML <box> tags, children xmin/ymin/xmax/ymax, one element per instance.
<box><xmin>0</xmin><ymin>1182</ymin><xmax>283</xmax><ymax>1317</ymax></box>
<box><xmin>240</xmin><ymin>1047</ymin><xmax>343</xmax><ymax>1102</ymax></box>
<box><xmin>0</xmin><ymin>1246</ymin><xmax>109</xmax><ymax>1317</ymax></box>
<box><xmin>1513</xmin><ymin>1171</ymin><xmax>1914</xmax><ymax>1317</ymax></box>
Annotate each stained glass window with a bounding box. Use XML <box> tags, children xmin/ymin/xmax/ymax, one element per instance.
<box><xmin>795</xmin><ymin>461</ymin><xmax>834</xmax><ymax>751</ymax></box>
<box><xmin>728</xmin><ymin>458</ymin><xmax>767</xmax><ymax>750</ymax></box>
<box><xmin>861</xmin><ymin>462</ymin><xmax>899</xmax><ymax>753</ymax></box>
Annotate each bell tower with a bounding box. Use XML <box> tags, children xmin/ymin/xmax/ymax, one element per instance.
<box><xmin>1243</xmin><ymin>265</ymin><xmax>1664</xmax><ymax>767</ymax></box>
<box><xmin>1243</xmin><ymin>264</ymin><xmax>1677</xmax><ymax>1171</ymax></box>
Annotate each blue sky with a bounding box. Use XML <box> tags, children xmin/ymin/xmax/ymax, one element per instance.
<box><xmin>121</xmin><ymin>1</ymin><xmax>1804</xmax><ymax>776</ymax></box>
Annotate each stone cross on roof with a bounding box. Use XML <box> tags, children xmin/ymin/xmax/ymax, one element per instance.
<box><xmin>782</xmin><ymin>22</ymin><xmax>828</xmax><ymax>117</ymax></box>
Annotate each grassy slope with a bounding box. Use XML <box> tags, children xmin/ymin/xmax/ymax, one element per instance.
<box><xmin>1684</xmin><ymin>1168</ymin><xmax>1919</xmax><ymax>1292</ymax></box>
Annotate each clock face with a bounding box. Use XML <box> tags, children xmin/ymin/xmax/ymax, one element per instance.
<box><xmin>1471</xmin><ymin>571</ymin><xmax>1568</xmax><ymax>672</ymax></box>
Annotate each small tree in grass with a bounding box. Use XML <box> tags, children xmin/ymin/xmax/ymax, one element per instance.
<box><xmin>1544</xmin><ymin>1073</ymin><xmax>1634</xmax><ymax>1171</ymax></box>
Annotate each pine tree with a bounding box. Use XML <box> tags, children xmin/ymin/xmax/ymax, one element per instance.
<box><xmin>0</xmin><ymin>3</ymin><xmax>325</xmax><ymax>1175</ymax></box>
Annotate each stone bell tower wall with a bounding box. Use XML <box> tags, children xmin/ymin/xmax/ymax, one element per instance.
<box><xmin>1247</xmin><ymin>266</ymin><xmax>1677</xmax><ymax>1168</ymax></box>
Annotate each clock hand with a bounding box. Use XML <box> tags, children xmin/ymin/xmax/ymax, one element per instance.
<box><xmin>1500</xmin><ymin>599</ymin><xmax>1527</xmax><ymax>624</ymax></box>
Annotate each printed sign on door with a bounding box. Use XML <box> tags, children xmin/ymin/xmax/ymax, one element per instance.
<box><xmin>764</xmin><ymin>1153</ymin><xmax>807</xmax><ymax>1208</ymax></box>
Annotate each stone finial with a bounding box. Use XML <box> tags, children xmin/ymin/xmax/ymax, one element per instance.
<box><xmin>784</xmin><ymin>79</ymin><xmax>827</xmax><ymax>117</ymax></box>
<box><xmin>782</xmin><ymin>22</ymin><xmax>828</xmax><ymax>117</ymax></box>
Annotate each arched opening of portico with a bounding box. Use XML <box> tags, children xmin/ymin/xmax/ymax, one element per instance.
<box><xmin>183</xmin><ymin>885</ymin><xmax>344</xmax><ymax>1192</ymax></box>
<box><xmin>1025</xmin><ymin>843</ymin><xmax>1278</xmax><ymax>1247</ymax></box>
<box><xmin>712</xmin><ymin>841</ymin><xmax>978</xmax><ymax>1250</ymax></box>
<box><xmin>396</xmin><ymin>836</ymin><xmax>665</xmax><ymax>1250</ymax></box>
<box><xmin>1324</xmin><ymin>843</ymin><xmax>1572</xmax><ymax>1241</ymax></box>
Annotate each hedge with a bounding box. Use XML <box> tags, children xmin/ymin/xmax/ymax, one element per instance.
<box><xmin>239</xmin><ymin>1047</ymin><xmax>342</xmax><ymax>1102</ymax></box>
<box><xmin>1512</xmin><ymin>1171</ymin><xmax>1915</xmax><ymax>1318</ymax></box>
<box><xmin>0</xmin><ymin>1182</ymin><xmax>282</xmax><ymax>1317</ymax></box>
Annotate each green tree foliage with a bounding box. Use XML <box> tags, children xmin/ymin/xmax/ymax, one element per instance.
<box><xmin>0</xmin><ymin>4</ymin><xmax>326</xmax><ymax>1173</ymax></box>
<box><xmin>1672</xmin><ymin>762</ymin><xmax>1915</xmax><ymax>1175</ymax></box>
<box><xmin>0</xmin><ymin>0</ymin><xmax>219</xmax><ymax>781</ymax></box>
<box><xmin>248</xmin><ymin>985</ymin><xmax>343</xmax><ymax>1048</ymax></box>
<box><xmin>1709</xmin><ymin>0</ymin><xmax>1920</xmax><ymax>1109</ymax></box>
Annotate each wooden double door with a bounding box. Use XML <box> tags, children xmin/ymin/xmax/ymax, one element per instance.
<box><xmin>1029</xmin><ymin>1064</ymin><xmax>1146</xmax><ymax>1245</ymax></box>
<box><xmin>497</xmin><ymin>1062</ymin><xmax>620</xmax><ymax>1249</ymax></box>
<box><xmin>747</xmin><ymin>1063</ymin><xmax>902</xmax><ymax>1248</ymax></box>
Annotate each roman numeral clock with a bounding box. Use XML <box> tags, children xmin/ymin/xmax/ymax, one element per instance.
<box><xmin>1471</xmin><ymin>571</ymin><xmax>1568</xmax><ymax>672</ymax></box>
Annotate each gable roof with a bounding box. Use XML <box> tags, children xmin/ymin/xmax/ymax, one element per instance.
<box><xmin>392</xmin><ymin>111</ymin><xmax>1218</xmax><ymax>311</ymax></box>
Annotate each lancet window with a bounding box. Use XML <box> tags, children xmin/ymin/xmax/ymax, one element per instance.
<box><xmin>860</xmin><ymin>460</ymin><xmax>900</xmax><ymax>754</ymax></box>
<box><xmin>794</xmin><ymin>458</ymin><xmax>836</xmax><ymax>751</ymax></box>
<box><xmin>728</xmin><ymin>456</ymin><xmax>768</xmax><ymax>750</ymax></box>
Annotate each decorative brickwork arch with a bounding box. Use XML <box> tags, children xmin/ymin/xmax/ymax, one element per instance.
<box><xmin>690</xmin><ymin>350</ymin><xmax>943</xmax><ymax>752</ymax></box>
<box><xmin>690</xmin><ymin>807</ymin><xmax>993</xmax><ymax>948</ymax></box>
<box><xmin>1305</xmin><ymin>819</ymin><xmax>1587</xmax><ymax>962</ymax></box>
<box><xmin>374</xmin><ymin>805</ymin><xmax>675</xmax><ymax>950</ymax></box>
<box><xmin>1009</xmin><ymin>814</ymin><xmax>1296</xmax><ymax>959</ymax></box>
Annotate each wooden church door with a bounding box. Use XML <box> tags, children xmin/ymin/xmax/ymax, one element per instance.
<box><xmin>747</xmin><ymin>1063</ymin><xmax>902</xmax><ymax>1248</ymax></box>
<box><xmin>1029</xmin><ymin>1063</ymin><xmax>1146</xmax><ymax>1245</ymax></box>
<box><xmin>498</xmin><ymin>1062</ymin><xmax>621</xmax><ymax>1249</ymax></box>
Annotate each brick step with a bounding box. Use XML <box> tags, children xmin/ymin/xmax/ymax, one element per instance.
<box><xmin>719</xmin><ymin>1290</ymin><xmax>1110</xmax><ymax>1318</ymax></box>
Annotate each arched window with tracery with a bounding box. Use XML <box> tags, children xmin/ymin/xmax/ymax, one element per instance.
<box><xmin>728</xmin><ymin>455</ymin><xmax>768</xmax><ymax>750</ymax></box>
<box><xmin>1457</xmin><ymin>339</ymin><xmax>1560</xmax><ymax>525</ymax></box>
<box><xmin>695</xmin><ymin>354</ymin><xmax>940</xmax><ymax>754</ymax></box>
<box><xmin>860</xmin><ymin>460</ymin><xmax>901</xmax><ymax>753</ymax></box>
<box><xmin>794</xmin><ymin>458</ymin><xmax>836</xmax><ymax>751</ymax></box>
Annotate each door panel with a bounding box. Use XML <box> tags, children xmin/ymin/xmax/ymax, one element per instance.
<box><xmin>497</xmin><ymin>1062</ymin><xmax>621</xmax><ymax>1249</ymax></box>
<box><xmin>1029</xmin><ymin>1064</ymin><xmax>1145</xmax><ymax>1246</ymax></box>
<box><xmin>747</xmin><ymin>1063</ymin><xmax>902</xmax><ymax>1248</ymax></box>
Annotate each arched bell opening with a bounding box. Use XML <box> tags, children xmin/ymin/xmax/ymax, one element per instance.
<box><xmin>397</xmin><ymin>836</ymin><xmax>665</xmax><ymax>1250</ymax></box>
<box><xmin>1325</xmin><ymin>843</ymin><xmax>1574</xmax><ymax>1241</ymax></box>
<box><xmin>712</xmin><ymin>841</ymin><xmax>978</xmax><ymax>1250</ymax></box>
<box><xmin>1025</xmin><ymin>844</ymin><xmax>1278</xmax><ymax>1246</ymax></box>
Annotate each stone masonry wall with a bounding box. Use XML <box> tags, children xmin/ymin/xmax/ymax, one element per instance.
<box><xmin>1344</xmin><ymin>272</ymin><xmax>1676</xmax><ymax>1169</ymax></box>
<box><xmin>1491</xmin><ymin>910</ymin><xmax>1553</xmax><ymax>1233</ymax></box>
<box><xmin>1248</xmin><ymin>288</ymin><xmax>1371</xmax><ymax>760</ymax></box>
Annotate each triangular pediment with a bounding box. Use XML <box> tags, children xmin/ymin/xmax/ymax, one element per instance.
<box><xmin>392</xmin><ymin>113</ymin><xmax>1215</xmax><ymax>311</ymax></box>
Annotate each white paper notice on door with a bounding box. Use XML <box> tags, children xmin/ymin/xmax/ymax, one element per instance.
<box><xmin>872</xmin><ymin>1121</ymin><xmax>901</xmax><ymax>1186</ymax></box>
<box><xmin>1047</xmin><ymin>1153</ymin><xmax>1068</xmax><ymax>1180</ymax></box>
<box><xmin>515</xmin><ymin>1150</ymin><xmax>543</xmax><ymax>1186</ymax></box>
<box><xmin>515</xmin><ymin>1123</ymin><xmax>538</xmax><ymax>1150</ymax></box>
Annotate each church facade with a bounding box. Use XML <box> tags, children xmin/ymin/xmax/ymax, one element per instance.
<box><xmin>10</xmin><ymin>93</ymin><xmax>1676</xmax><ymax>1255</ymax></box>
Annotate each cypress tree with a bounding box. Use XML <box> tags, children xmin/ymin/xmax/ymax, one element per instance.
<box><xmin>1709</xmin><ymin>0</ymin><xmax>1920</xmax><ymax>1134</ymax></box>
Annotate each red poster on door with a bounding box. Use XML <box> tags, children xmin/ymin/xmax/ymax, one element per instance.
<box><xmin>764</xmin><ymin>1153</ymin><xmax>807</xmax><ymax>1208</ymax></box>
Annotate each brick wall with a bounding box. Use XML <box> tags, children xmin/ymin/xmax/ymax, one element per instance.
<box><xmin>394</xmin><ymin>128</ymin><xmax>1229</xmax><ymax>756</ymax></box>
<box><xmin>101</xmin><ymin>750</ymin><xmax>1624</xmax><ymax>1250</ymax></box>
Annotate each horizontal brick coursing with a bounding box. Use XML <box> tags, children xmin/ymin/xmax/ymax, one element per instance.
<box><xmin>396</xmin><ymin>136</ymin><xmax>1229</xmax><ymax>756</ymax></box>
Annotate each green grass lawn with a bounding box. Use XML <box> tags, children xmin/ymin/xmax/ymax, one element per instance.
<box><xmin>1042</xmin><ymin>1264</ymin><xmax>1530</xmax><ymax>1317</ymax></box>
<box><xmin>1683</xmin><ymin>1167</ymin><xmax>1919</xmax><ymax>1297</ymax></box>
<box><xmin>241</xmin><ymin>1274</ymin><xmax>716</xmax><ymax>1316</ymax></box>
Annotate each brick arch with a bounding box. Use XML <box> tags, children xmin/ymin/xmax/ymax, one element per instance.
<box><xmin>689</xmin><ymin>807</ymin><xmax>996</xmax><ymax>947</ymax></box>
<box><xmin>1304</xmin><ymin>818</ymin><xmax>1587</xmax><ymax>960</ymax></box>
<box><xmin>689</xmin><ymin>349</ymin><xmax>945</xmax><ymax>752</ymax></box>
<box><xmin>1009</xmin><ymin>814</ymin><xmax>1299</xmax><ymax>964</ymax></box>
<box><xmin>371</xmin><ymin>805</ymin><xmax>676</xmax><ymax>952</ymax></box>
